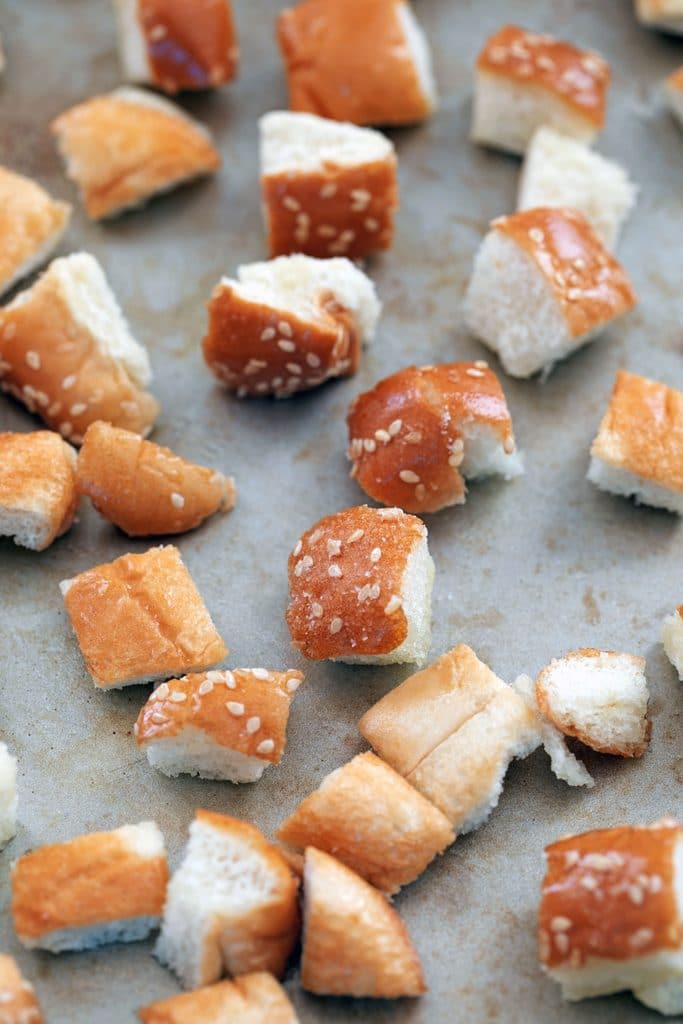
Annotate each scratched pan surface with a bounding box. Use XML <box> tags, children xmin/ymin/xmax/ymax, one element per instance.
<box><xmin>0</xmin><ymin>0</ymin><xmax>682</xmax><ymax>1020</ymax></box>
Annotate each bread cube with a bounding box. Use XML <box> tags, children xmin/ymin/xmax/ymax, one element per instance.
<box><xmin>203</xmin><ymin>254</ymin><xmax>380</xmax><ymax>398</ymax></box>
<box><xmin>0</xmin><ymin>252</ymin><xmax>159</xmax><ymax>442</ymax></box>
<box><xmin>0</xmin><ymin>431</ymin><xmax>78</xmax><ymax>551</ymax></box>
<box><xmin>113</xmin><ymin>0</ymin><xmax>238</xmax><ymax>93</ymax></box>
<box><xmin>0</xmin><ymin>166</ymin><xmax>70</xmax><ymax>298</ymax></box>
<box><xmin>472</xmin><ymin>25</ymin><xmax>610</xmax><ymax>155</ymax></box>
<box><xmin>540</xmin><ymin>820</ymin><xmax>683</xmax><ymax>1015</ymax></box>
<box><xmin>260</xmin><ymin>111</ymin><xmax>398</xmax><ymax>259</ymax></box>
<box><xmin>135</xmin><ymin>667</ymin><xmax>303</xmax><ymax>781</ymax></box>
<box><xmin>465</xmin><ymin>208</ymin><xmax>636</xmax><ymax>378</ymax></box>
<box><xmin>588</xmin><ymin>371</ymin><xmax>683</xmax><ymax>514</ymax></box>
<box><xmin>11</xmin><ymin>822</ymin><xmax>168</xmax><ymax>952</ymax></box>
<box><xmin>51</xmin><ymin>87</ymin><xmax>220</xmax><ymax>220</ymax></box>
<box><xmin>636</xmin><ymin>0</ymin><xmax>683</xmax><ymax>33</ymax></box>
<box><xmin>662</xmin><ymin>606</ymin><xmax>683</xmax><ymax>680</ymax></box>
<box><xmin>518</xmin><ymin>128</ymin><xmax>637</xmax><ymax>249</ymax></box>
<box><xmin>138</xmin><ymin>973</ymin><xmax>298</xmax><ymax>1024</ymax></box>
<box><xmin>286</xmin><ymin>505</ymin><xmax>434</xmax><ymax>665</ymax></box>
<box><xmin>60</xmin><ymin>545</ymin><xmax>226</xmax><ymax>688</ymax></box>
<box><xmin>0</xmin><ymin>956</ymin><xmax>44</xmax><ymax>1024</ymax></box>
<box><xmin>347</xmin><ymin>361</ymin><xmax>522</xmax><ymax>513</ymax></box>
<box><xmin>511</xmin><ymin>674</ymin><xmax>593</xmax><ymax>787</ymax></box>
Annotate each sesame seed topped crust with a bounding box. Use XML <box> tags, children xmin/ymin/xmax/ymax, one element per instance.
<box><xmin>540</xmin><ymin>823</ymin><xmax>682</xmax><ymax>970</ymax></box>
<box><xmin>286</xmin><ymin>505</ymin><xmax>426</xmax><ymax>660</ymax></box>
<box><xmin>0</xmin><ymin>165</ymin><xmax>71</xmax><ymax>298</ymax></box>
<box><xmin>493</xmin><ymin>207</ymin><xmax>636</xmax><ymax>338</ymax></box>
<box><xmin>591</xmin><ymin>371</ymin><xmax>683</xmax><ymax>493</ymax></box>
<box><xmin>477</xmin><ymin>25</ymin><xmax>610</xmax><ymax>125</ymax></box>
<box><xmin>136</xmin><ymin>668</ymin><xmax>303</xmax><ymax>764</ymax></box>
<box><xmin>137</xmin><ymin>0</ymin><xmax>238</xmax><ymax>94</ymax></box>
<box><xmin>347</xmin><ymin>362</ymin><xmax>516</xmax><ymax>513</ymax></box>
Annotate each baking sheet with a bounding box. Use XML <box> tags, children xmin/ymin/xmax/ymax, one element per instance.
<box><xmin>0</xmin><ymin>0</ymin><xmax>682</xmax><ymax>1020</ymax></box>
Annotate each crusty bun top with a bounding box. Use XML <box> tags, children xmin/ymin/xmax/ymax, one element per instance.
<box><xmin>138</xmin><ymin>972</ymin><xmax>298</xmax><ymax>1024</ymax></box>
<box><xmin>477</xmin><ymin>25</ymin><xmax>609</xmax><ymax>125</ymax></box>
<box><xmin>492</xmin><ymin>207</ymin><xmax>636</xmax><ymax>337</ymax></box>
<box><xmin>286</xmin><ymin>505</ymin><xmax>426</xmax><ymax>660</ymax></box>
<box><xmin>540</xmin><ymin>822</ymin><xmax>682</xmax><ymax>969</ymax></box>
<box><xmin>0</xmin><ymin>430</ymin><xmax>77</xmax><ymax>541</ymax></box>
<box><xmin>591</xmin><ymin>370</ymin><xmax>683</xmax><ymax>492</ymax></box>
<box><xmin>136</xmin><ymin>0</ymin><xmax>238</xmax><ymax>93</ymax></box>
<box><xmin>0</xmin><ymin>165</ymin><xmax>70</xmax><ymax>291</ymax></box>
<box><xmin>347</xmin><ymin>361</ymin><xmax>516</xmax><ymax>513</ymax></box>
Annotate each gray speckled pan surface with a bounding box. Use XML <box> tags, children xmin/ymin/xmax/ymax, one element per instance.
<box><xmin>0</xmin><ymin>0</ymin><xmax>682</xmax><ymax>1020</ymax></box>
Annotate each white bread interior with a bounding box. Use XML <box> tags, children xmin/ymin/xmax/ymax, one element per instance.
<box><xmin>511</xmin><ymin>675</ymin><xmax>593</xmax><ymax>787</ymax></box>
<box><xmin>112</xmin><ymin>0</ymin><xmax>151</xmax><ymax>83</ymax></box>
<box><xmin>260</xmin><ymin>111</ymin><xmax>394</xmax><ymax>176</ymax></box>
<box><xmin>662</xmin><ymin>611</ymin><xmax>683</xmax><ymax>680</ymax></box>
<box><xmin>518</xmin><ymin>128</ymin><xmax>637</xmax><ymax>249</ymax></box>
<box><xmin>587</xmin><ymin>457</ymin><xmax>683</xmax><ymax>515</ymax></box>
<box><xmin>234</xmin><ymin>255</ymin><xmax>381</xmax><ymax>343</ymax></box>
<box><xmin>334</xmin><ymin>528</ymin><xmax>434</xmax><ymax>666</ymax></box>
<box><xmin>31</xmin><ymin>915</ymin><xmax>162</xmax><ymax>954</ymax></box>
<box><xmin>145</xmin><ymin>725</ymin><xmax>269</xmax><ymax>783</ymax></box>
<box><xmin>460</xmin><ymin>420</ymin><xmax>524</xmax><ymax>480</ymax></box>
<box><xmin>0</xmin><ymin>440</ymin><xmax>76</xmax><ymax>551</ymax></box>
<box><xmin>471</xmin><ymin>72</ymin><xmax>599</xmax><ymax>156</ymax></box>
<box><xmin>465</xmin><ymin>229</ymin><xmax>601</xmax><ymax>378</ymax></box>
<box><xmin>396</xmin><ymin>1</ymin><xmax>438</xmax><ymax>114</ymax></box>
<box><xmin>0</xmin><ymin>743</ymin><xmax>17</xmax><ymax>849</ymax></box>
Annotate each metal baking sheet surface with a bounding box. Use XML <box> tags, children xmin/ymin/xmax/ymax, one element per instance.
<box><xmin>0</xmin><ymin>0</ymin><xmax>682</xmax><ymax>1020</ymax></box>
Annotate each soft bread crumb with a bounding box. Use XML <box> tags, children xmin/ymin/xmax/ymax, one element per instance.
<box><xmin>260</xmin><ymin>111</ymin><xmax>394</xmax><ymax>176</ymax></box>
<box><xmin>662</xmin><ymin>609</ymin><xmax>683</xmax><ymax>680</ymax></box>
<box><xmin>0</xmin><ymin>743</ymin><xmax>17</xmax><ymax>849</ymax></box>
<box><xmin>511</xmin><ymin>674</ymin><xmax>593</xmax><ymax>787</ymax></box>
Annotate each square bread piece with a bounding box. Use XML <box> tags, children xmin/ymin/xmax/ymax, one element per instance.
<box><xmin>539</xmin><ymin>821</ymin><xmax>683</xmax><ymax>1015</ymax></box>
<box><xmin>203</xmin><ymin>254</ymin><xmax>381</xmax><ymax>398</ymax></box>
<box><xmin>260</xmin><ymin>111</ymin><xmax>398</xmax><ymax>260</ymax></box>
<box><xmin>138</xmin><ymin>972</ymin><xmax>298</xmax><ymax>1024</ymax></box>
<box><xmin>113</xmin><ymin>0</ymin><xmax>239</xmax><ymax>94</ymax></box>
<box><xmin>0</xmin><ymin>166</ymin><xmax>71</xmax><ymax>299</ymax></box>
<box><xmin>359</xmin><ymin>644</ymin><xmax>541</xmax><ymax>832</ymax></box>
<box><xmin>588</xmin><ymin>370</ymin><xmax>683</xmax><ymax>514</ymax></box>
<box><xmin>536</xmin><ymin>649</ymin><xmax>650</xmax><ymax>758</ymax></box>
<box><xmin>518</xmin><ymin>128</ymin><xmax>637</xmax><ymax>250</ymax></box>
<box><xmin>277</xmin><ymin>0</ymin><xmax>437</xmax><ymax>126</ymax></box>
<box><xmin>637</xmin><ymin>0</ymin><xmax>683</xmax><ymax>33</ymax></box>
<box><xmin>11</xmin><ymin>821</ymin><xmax>168</xmax><ymax>953</ymax></box>
<box><xmin>347</xmin><ymin>361</ymin><xmax>523</xmax><ymax>514</ymax></box>
<box><xmin>286</xmin><ymin>505</ymin><xmax>434</xmax><ymax>665</ymax></box>
<box><xmin>301</xmin><ymin>847</ymin><xmax>425</xmax><ymax>998</ymax></box>
<box><xmin>51</xmin><ymin>87</ymin><xmax>220</xmax><ymax>220</ymax></box>
<box><xmin>77</xmin><ymin>421</ymin><xmax>235</xmax><ymax>537</ymax></box>
<box><xmin>277</xmin><ymin>751</ymin><xmax>454</xmax><ymax>895</ymax></box>
<box><xmin>0</xmin><ymin>431</ymin><xmax>78</xmax><ymax>551</ymax></box>
<box><xmin>465</xmin><ymin>208</ymin><xmax>637</xmax><ymax>379</ymax></box>
<box><xmin>135</xmin><ymin>667</ymin><xmax>304</xmax><ymax>781</ymax></box>
<box><xmin>155</xmin><ymin>811</ymin><xmax>300</xmax><ymax>990</ymax></box>
<box><xmin>472</xmin><ymin>25</ymin><xmax>610</xmax><ymax>155</ymax></box>
<box><xmin>0</xmin><ymin>955</ymin><xmax>44</xmax><ymax>1024</ymax></box>
<box><xmin>0</xmin><ymin>252</ymin><xmax>159</xmax><ymax>443</ymax></box>
<box><xmin>662</xmin><ymin>606</ymin><xmax>683</xmax><ymax>680</ymax></box>
<box><xmin>0</xmin><ymin>742</ymin><xmax>17</xmax><ymax>849</ymax></box>
<box><xmin>60</xmin><ymin>545</ymin><xmax>227</xmax><ymax>688</ymax></box>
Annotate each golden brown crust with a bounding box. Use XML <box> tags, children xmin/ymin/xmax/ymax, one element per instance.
<box><xmin>202</xmin><ymin>283</ymin><xmax>360</xmax><ymax>397</ymax></box>
<box><xmin>359</xmin><ymin>644</ymin><xmax>505</xmax><ymax>776</ymax></box>
<box><xmin>51</xmin><ymin>92</ymin><xmax>220</xmax><ymax>219</ymax></box>
<box><xmin>590</xmin><ymin>370</ymin><xmax>683</xmax><ymax>493</ymax></box>
<box><xmin>62</xmin><ymin>545</ymin><xmax>227</xmax><ymax>687</ymax></box>
<box><xmin>137</xmin><ymin>0</ymin><xmax>238</xmax><ymax>93</ymax></box>
<box><xmin>277</xmin><ymin>751</ymin><xmax>454</xmax><ymax>894</ymax></box>
<box><xmin>301</xmin><ymin>847</ymin><xmax>426</xmax><ymax>997</ymax></box>
<box><xmin>492</xmin><ymin>208</ymin><xmax>636</xmax><ymax>338</ymax></box>
<box><xmin>477</xmin><ymin>25</ymin><xmax>610</xmax><ymax>126</ymax></box>
<box><xmin>138</xmin><ymin>972</ymin><xmax>298</xmax><ymax>1024</ymax></box>
<box><xmin>286</xmin><ymin>505</ymin><xmax>425</xmax><ymax>660</ymax></box>
<box><xmin>0</xmin><ymin>166</ymin><xmax>70</xmax><ymax>295</ymax></box>
<box><xmin>0</xmin><ymin>431</ymin><xmax>78</xmax><ymax>549</ymax></box>
<box><xmin>77</xmin><ymin>421</ymin><xmax>235</xmax><ymax>536</ymax></box>
<box><xmin>0</xmin><ymin>955</ymin><xmax>44</xmax><ymax>1024</ymax></box>
<box><xmin>136</xmin><ymin>668</ymin><xmax>303</xmax><ymax>763</ymax></box>
<box><xmin>262</xmin><ymin>158</ymin><xmax>398</xmax><ymax>259</ymax></box>
<box><xmin>11</xmin><ymin>829</ymin><xmax>168</xmax><ymax>942</ymax></box>
<box><xmin>666</xmin><ymin>65</ymin><xmax>683</xmax><ymax>91</ymax></box>
<box><xmin>277</xmin><ymin>0</ymin><xmax>433</xmax><ymax>125</ymax></box>
<box><xmin>0</xmin><ymin>270</ymin><xmax>159</xmax><ymax>443</ymax></box>
<box><xmin>347</xmin><ymin>362</ymin><xmax>516</xmax><ymax>513</ymax></box>
<box><xmin>539</xmin><ymin>823</ymin><xmax>683</xmax><ymax>969</ymax></box>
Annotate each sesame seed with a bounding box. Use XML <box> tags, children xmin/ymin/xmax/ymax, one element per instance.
<box><xmin>328</xmin><ymin>564</ymin><xmax>342</xmax><ymax>578</ymax></box>
<box><xmin>466</xmin><ymin>368</ymin><xmax>485</xmax><ymax>378</ymax></box>
<box><xmin>133</xmin><ymin>721</ymin><xmax>139</xmax><ymax>737</ymax></box>
<box><xmin>317</xmin><ymin>225</ymin><xmax>337</xmax><ymax>237</ymax></box>
<box><xmin>554</xmin><ymin>933</ymin><xmax>570</xmax><ymax>955</ymax></box>
<box><xmin>227</xmin><ymin>701</ymin><xmax>244</xmax><ymax>716</ymax></box>
<box><xmin>399</xmin><ymin>469</ymin><xmax>420</xmax><ymax>484</ymax></box>
<box><xmin>2</xmin><ymin>322</ymin><xmax>16</xmax><ymax>340</ymax></box>
<box><xmin>306</xmin><ymin>352</ymin><xmax>321</xmax><ymax>368</ymax></box>
<box><xmin>320</xmin><ymin>183</ymin><xmax>337</xmax><ymax>198</ymax></box>
<box><xmin>69</xmin><ymin>403</ymin><xmax>87</xmax><ymax>417</ymax></box>
<box><xmin>565</xmin><ymin>850</ymin><xmax>580</xmax><ymax>867</ymax></box>
<box><xmin>567</xmin><ymin>288</ymin><xmax>582</xmax><ymax>301</ymax></box>
<box><xmin>279</xmin><ymin>321</ymin><xmax>293</xmax><ymax>337</ymax></box>
<box><xmin>529</xmin><ymin>227</ymin><xmax>544</xmax><ymax>244</ymax></box>
<box><xmin>503</xmin><ymin>437</ymin><xmax>515</xmax><ymax>455</ymax></box>
<box><xmin>370</xmin><ymin>547</ymin><xmax>381</xmax><ymax>563</ymax></box>
<box><xmin>246</xmin><ymin>716</ymin><xmax>261</xmax><ymax>734</ymax></box>
<box><xmin>327</xmin><ymin>539</ymin><xmax>342</xmax><ymax>557</ymax></box>
<box><xmin>309</xmin><ymin>529</ymin><xmax>322</xmax><ymax>544</ymax></box>
<box><xmin>550</xmin><ymin>916</ymin><xmax>572</xmax><ymax>932</ymax></box>
<box><xmin>206</xmin><ymin>670</ymin><xmax>225</xmax><ymax>684</ymax></box>
<box><xmin>261</xmin><ymin>327</ymin><xmax>276</xmax><ymax>341</ymax></box>
<box><xmin>287</xmin><ymin>676</ymin><xmax>301</xmax><ymax>693</ymax></box>
<box><xmin>282</xmin><ymin>196</ymin><xmax>301</xmax><ymax>211</ymax></box>
<box><xmin>348</xmin><ymin>528</ymin><xmax>364</xmax><ymax>543</ymax></box>
<box><xmin>630</xmin><ymin>927</ymin><xmax>654</xmax><ymax>948</ymax></box>
<box><xmin>59</xmin><ymin>422</ymin><xmax>72</xmax><ymax>438</ymax></box>
<box><xmin>649</xmin><ymin>875</ymin><xmax>662</xmax><ymax>893</ymax></box>
<box><xmin>448</xmin><ymin>452</ymin><xmax>464</xmax><ymax>468</ymax></box>
<box><xmin>388</xmin><ymin>418</ymin><xmax>402</xmax><ymax>436</ymax></box>
<box><xmin>170</xmin><ymin>691</ymin><xmax>187</xmax><ymax>703</ymax></box>
<box><xmin>573</xmin><ymin>257</ymin><xmax>586</xmax><ymax>270</ymax></box>
<box><xmin>293</xmin><ymin>539</ymin><xmax>302</xmax><ymax>556</ymax></box>
<box><xmin>628</xmin><ymin>885</ymin><xmax>644</xmax><ymax>905</ymax></box>
<box><xmin>278</xmin><ymin>339</ymin><xmax>296</xmax><ymax>352</ymax></box>
<box><xmin>330</xmin><ymin>617</ymin><xmax>343</xmax><ymax>634</ymax></box>
<box><xmin>415</xmin><ymin>483</ymin><xmax>427</xmax><ymax>501</ymax></box>
<box><xmin>25</xmin><ymin>350</ymin><xmax>40</xmax><ymax>370</ymax></box>
<box><xmin>47</xmin><ymin>402</ymin><xmax>62</xmax><ymax>417</ymax></box>
<box><xmin>170</xmin><ymin>492</ymin><xmax>185</xmax><ymax>509</ymax></box>
<box><xmin>579</xmin><ymin>875</ymin><xmax>598</xmax><ymax>891</ymax></box>
<box><xmin>363</xmin><ymin>438</ymin><xmax>376</xmax><ymax>452</ymax></box>
<box><xmin>286</xmin><ymin>362</ymin><xmax>302</xmax><ymax>375</ymax></box>
<box><xmin>252</xmin><ymin>668</ymin><xmax>270</xmax><ymax>680</ymax></box>
<box><xmin>375</xmin><ymin>428</ymin><xmax>391</xmax><ymax>443</ymax></box>
<box><xmin>224</xmin><ymin>672</ymin><xmax>237</xmax><ymax>689</ymax></box>
<box><xmin>384</xmin><ymin>595</ymin><xmax>403</xmax><ymax>615</ymax></box>
<box><xmin>474</xmin><ymin>359</ymin><xmax>489</xmax><ymax>369</ymax></box>
<box><xmin>149</xmin><ymin>23</ymin><xmax>167</xmax><ymax>40</ymax></box>
<box><xmin>198</xmin><ymin>679</ymin><xmax>214</xmax><ymax>696</ymax></box>
<box><xmin>154</xmin><ymin>683</ymin><xmax>170</xmax><ymax>700</ymax></box>
<box><xmin>405</xmin><ymin>431</ymin><xmax>422</xmax><ymax>445</ymax></box>
<box><xmin>311</xmin><ymin>602</ymin><xmax>323</xmax><ymax>618</ymax></box>
<box><xmin>257</xmin><ymin>738</ymin><xmax>275</xmax><ymax>755</ymax></box>
<box><xmin>365</xmin><ymin>218</ymin><xmax>379</xmax><ymax>232</ymax></box>
<box><xmin>150</xmin><ymin>712</ymin><xmax>168</xmax><ymax>725</ymax></box>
